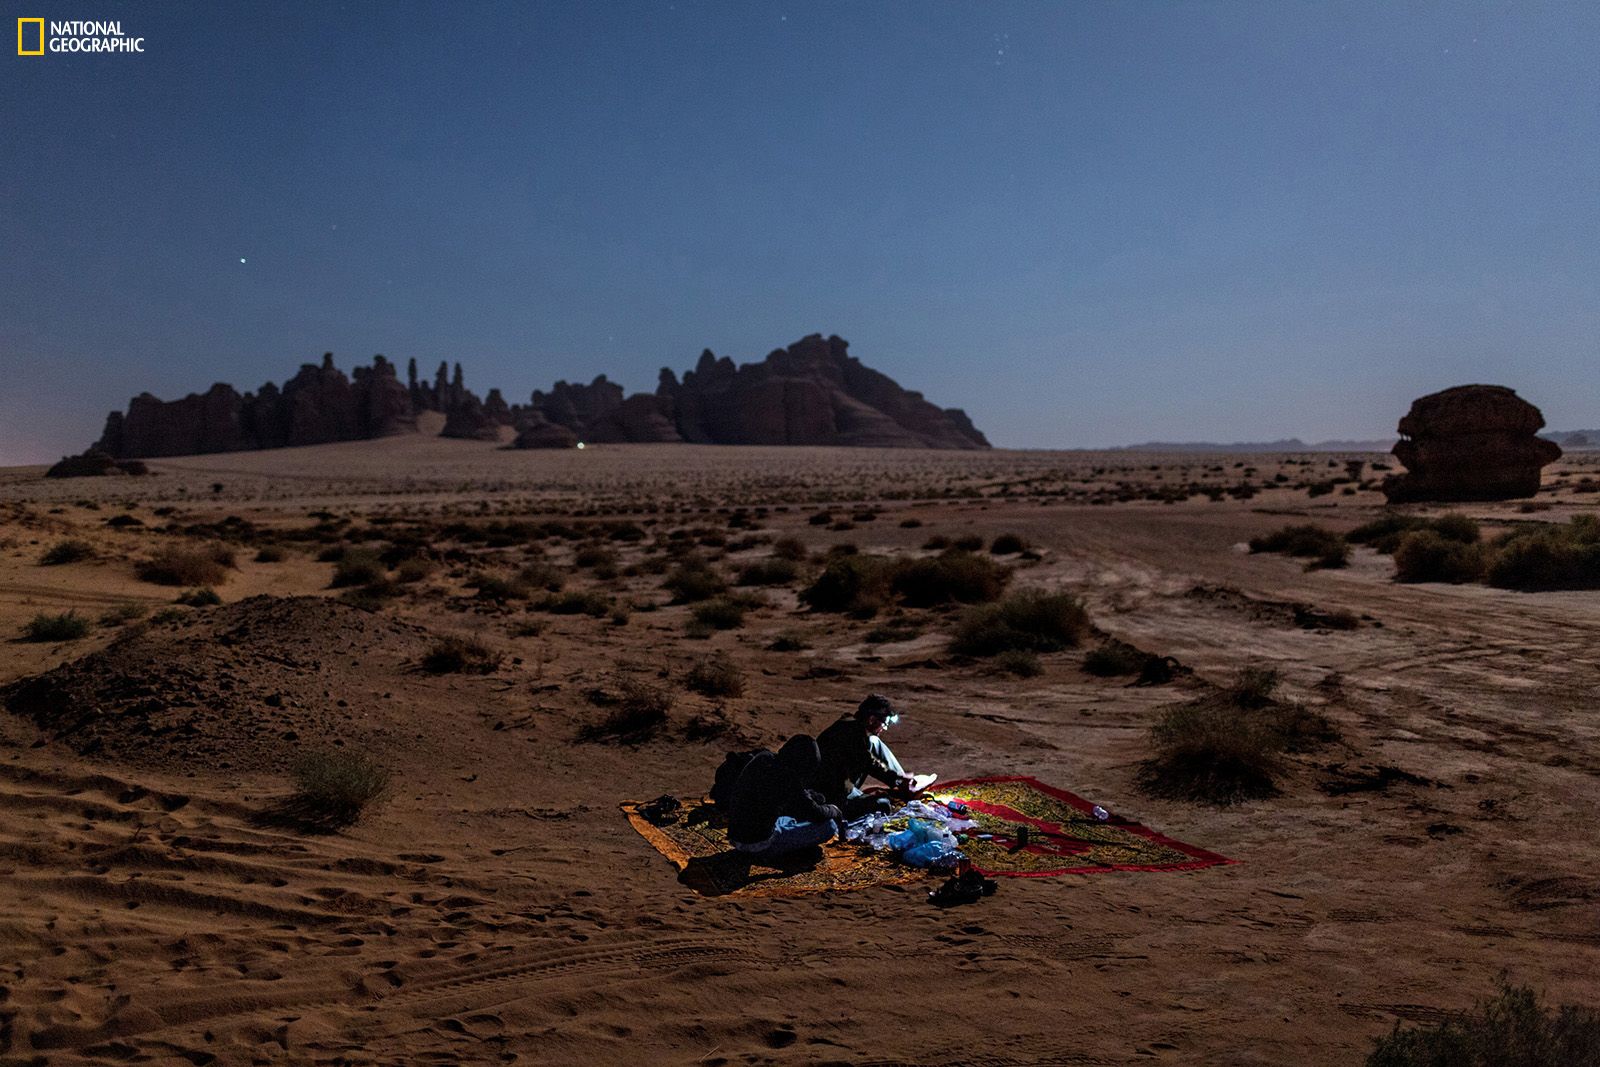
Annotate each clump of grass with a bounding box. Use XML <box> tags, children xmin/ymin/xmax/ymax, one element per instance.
<box><xmin>990</xmin><ymin>533</ymin><xmax>1027</xmax><ymax>555</ymax></box>
<box><xmin>98</xmin><ymin>602</ymin><xmax>148</xmax><ymax>626</ymax></box>
<box><xmin>949</xmin><ymin>590</ymin><xmax>1090</xmax><ymax>657</ymax></box>
<box><xmin>288</xmin><ymin>750</ymin><xmax>391</xmax><ymax>825</ymax></box>
<box><xmin>23</xmin><ymin>611</ymin><xmax>90</xmax><ymax>642</ymax></box>
<box><xmin>771</xmin><ymin>537</ymin><xmax>807</xmax><ymax>561</ymax></box>
<box><xmin>736</xmin><ymin>557</ymin><xmax>800</xmax><ymax>586</ymax></box>
<box><xmin>1248</xmin><ymin>524</ymin><xmax>1349</xmax><ymax>569</ymax></box>
<box><xmin>395</xmin><ymin>557</ymin><xmax>436</xmax><ymax>584</ymax></box>
<box><xmin>799</xmin><ymin>554</ymin><xmax>895</xmax><ymax>616</ymax></box>
<box><xmin>767</xmin><ymin>632</ymin><xmax>810</xmax><ymax>652</ymax></box>
<box><xmin>1083</xmin><ymin>642</ymin><xmax>1147</xmax><ymax>677</ymax></box>
<box><xmin>952</xmin><ymin>534</ymin><xmax>984</xmax><ymax>552</ymax></box>
<box><xmin>579</xmin><ymin>681</ymin><xmax>673</xmax><ymax>743</ymax></box>
<box><xmin>331</xmin><ymin>548</ymin><xmax>387</xmax><ymax>588</ymax></box>
<box><xmin>470</xmin><ymin>572</ymin><xmax>532</xmax><ymax>601</ymax></box>
<box><xmin>137</xmin><ymin>544</ymin><xmax>234</xmax><ymax>586</ymax></box>
<box><xmin>516</xmin><ymin>561</ymin><xmax>564</xmax><ymax>592</ymax></box>
<box><xmin>1393</xmin><ymin>531</ymin><xmax>1488</xmax><ymax>584</ymax></box>
<box><xmin>663</xmin><ymin>558</ymin><xmax>727</xmax><ymax>602</ymax></box>
<box><xmin>574</xmin><ymin>545</ymin><xmax>617</xmax><ymax>570</ymax></box>
<box><xmin>994</xmin><ymin>650</ymin><xmax>1043</xmax><ymax>677</ymax></box>
<box><xmin>691</xmin><ymin>596</ymin><xmax>750</xmax><ymax>630</ymax></box>
<box><xmin>41</xmin><ymin>539</ymin><xmax>94</xmax><ymax>565</ymax></box>
<box><xmin>176</xmin><ymin>587</ymin><xmax>222</xmax><ymax>607</ymax></box>
<box><xmin>253</xmin><ymin>545</ymin><xmax>287</xmax><ymax>563</ymax></box>
<box><xmin>536</xmin><ymin>591</ymin><xmax>612</xmax><ymax>616</ymax></box>
<box><xmin>1367</xmin><ymin>980</ymin><xmax>1600</xmax><ymax>1067</ymax></box>
<box><xmin>685</xmin><ymin>653</ymin><xmax>744</xmax><ymax>697</ymax></box>
<box><xmin>1485</xmin><ymin>515</ymin><xmax>1600</xmax><ymax>591</ymax></box>
<box><xmin>421</xmin><ymin>635</ymin><xmax>502</xmax><ymax>674</ymax></box>
<box><xmin>1349</xmin><ymin>512</ymin><xmax>1478</xmax><ymax>554</ymax></box>
<box><xmin>1138</xmin><ymin>667</ymin><xmax>1337</xmax><ymax>804</ymax></box>
<box><xmin>890</xmin><ymin>551</ymin><xmax>1010</xmax><ymax>607</ymax></box>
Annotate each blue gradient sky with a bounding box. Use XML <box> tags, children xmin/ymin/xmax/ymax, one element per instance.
<box><xmin>4</xmin><ymin>1</ymin><xmax>1596</xmax><ymax>463</ymax></box>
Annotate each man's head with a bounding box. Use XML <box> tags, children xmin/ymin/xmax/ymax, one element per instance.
<box><xmin>855</xmin><ymin>693</ymin><xmax>899</xmax><ymax>732</ymax></box>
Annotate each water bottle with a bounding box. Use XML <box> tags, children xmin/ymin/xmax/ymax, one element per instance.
<box><xmin>1092</xmin><ymin>805</ymin><xmax>1109</xmax><ymax>821</ymax></box>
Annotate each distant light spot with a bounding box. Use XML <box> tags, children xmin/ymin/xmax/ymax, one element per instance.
<box><xmin>239</xmin><ymin>258</ymin><xmax>246</xmax><ymax>264</ymax></box>
<box><xmin>576</xmin><ymin>441</ymin><xmax>586</xmax><ymax>450</ymax></box>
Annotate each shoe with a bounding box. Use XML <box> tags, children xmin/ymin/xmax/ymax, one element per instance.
<box><xmin>929</xmin><ymin>869</ymin><xmax>997</xmax><ymax>908</ymax></box>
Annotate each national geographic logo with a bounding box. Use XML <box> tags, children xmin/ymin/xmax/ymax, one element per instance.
<box><xmin>17</xmin><ymin>18</ymin><xmax>146</xmax><ymax>55</ymax></box>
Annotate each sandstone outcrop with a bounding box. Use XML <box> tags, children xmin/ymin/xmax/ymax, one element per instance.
<box><xmin>1383</xmin><ymin>385</ymin><xmax>1562</xmax><ymax>502</ymax></box>
<box><xmin>88</xmin><ymin>335</ymin><xmax>989</xmax><ymax>458</ymax></box>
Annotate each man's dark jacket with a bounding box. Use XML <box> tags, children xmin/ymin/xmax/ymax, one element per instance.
<box><xmin>726</xmin><ymin>735</ymin><xmax>841</xmax><ymax>845</ymax></box>
<box><xmin>815</xmin><ymin>714</ymin><xmax>897</xmax><ymax>806</ymax></box>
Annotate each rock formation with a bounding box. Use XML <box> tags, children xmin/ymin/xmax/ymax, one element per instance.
<box><xmin>88</xmin><ymin>334</ymin><xmax>989</xmax><ymax>458</ymax></box>
<box><xmin>1382</xmin><ymin>385</ymin><xmax>1562</xmax><ymax>503</ymax></box>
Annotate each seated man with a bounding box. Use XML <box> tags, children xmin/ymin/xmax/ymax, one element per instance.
<box><xmin>816</xmin><ymin>694</ymin><xmax>928</xmax><ymax>818</ymax></box>
<box><xmin>725</xmin><ymin>734</ymin><xmax>844</xmax><ymax>858</ymax></box>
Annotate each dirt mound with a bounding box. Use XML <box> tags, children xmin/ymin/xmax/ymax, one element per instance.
<box><xmin>3</xmin><ymin>596</ymin><xmax>436</xmax><ymax>773</ymax></box>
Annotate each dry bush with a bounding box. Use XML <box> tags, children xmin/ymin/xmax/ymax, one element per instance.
<box><xmin>663</xmin><ymin>558</ymin><xmax>727</xmax><ymax>602</ymax></box>
<box><xmin>994</xmin><ymin>649</ymin><xmax>1043</xmax><ymax>677</ymax></box>
<box><xmin>579</xmin><ymin>680</ymin><xmax>672</xmax><ymax>743</ymax></box>
<box><xmin>1083</xmin><ymin>642</ymin><xmax>1146</xmax><ymax>677</ymax></box>
<box><xmin>470</xmin><ymin>572</ymin><xmax>531</xmax><ymax>601</ymax></box>
<box><xmin>736</xmin><ymin>557</ymin><xmax>800</xmax><ymax>586</ymax></box>
<box><xmin>516</xmin><ymin>561</ymin><xmax>565</xmax><ymax>592</ymax></box>
<box><xmin>1226</xmin><ymin>666</ymin><xmax>1282</xmax><ymax>708</ymax></box>
<box><xmin>331</xmin><ymin>548</ymin><xmax>387</xmax><ymax>588</ymax></box>
<box><xmin>1485</xmin><ymin>515</ymin><xmax>1600</xmax><ymax>590</ymax></box>
<box><xmin>949</xmin><ymin>591</ymin><xmax>1090</xmax><ymax>657</ymax></box>
<box><xmin>864</xmin><ymin>619</ymin><xmax>924</xmax><ymax>644</ymax></box>
<box><xmin>421</xmin><ymin>635</ymin><xmax>502</xmax><ymax>674</ymax></box>
<box><xmin>41</xmin><ymin>539</ymin><xmax>93</xmax><ymax>565</ymax></box>
<box><xmin>1393</xmin><ymin>531</ymin><xmax>1487</xmax><ymax>584</ymax></box>
<box><xmin>536</xmin><ymin>591</ymin><xmax>612</xmax><ymax>616</ymax></box>
<box><xmin>23</xmin><ymin>611</ymin><xmax>90</xmax><ymax>642</ymax></box>
<box><xmin>771</xmin><ymin>536</ymin><xmax>807</xmax><ymax>561</ymax></box>
<box><xmin>989</xmin><ymin>533</ymin><xmax>1027</xmax><ymax>555</ymax></box>
<box><xmin>288</xmin><ymin>750</ymin><xmax>391</xmax><ymax>826</ymax></box>
<box><xmin>1350</xmin><ymin>512</ymin><xmax>1479</xmax><ymax>554</ymax></box>
<box><xmin>395</xmin><ymin>557</ymin><xmax>436</xmax><ymax>583</ymax></box>
<box><xmin>1367</xmin><ymin>981</ymin><xmax>1600</xmax><ymax>1067</ymax></box>
<box><xmin>98</xmin><ymin>602</ymin><xmax>148</xmax><ymax>626</ymax></box>
<box><xmin>799</xmin><ymin>554</ymin><xmax>895</xmax><ymax>616</ymax></box>
<box><xmin>1248</xmin><ymin>524</ymin><xmax>1349</xmax><ymax>569</ymax></box>
<box><xmin>254</xmin><ymin>545</ymin><xmax>287</xmax><ymax>563</ymax></box>
<box><xmin>685</xmin><ymin>653</ymin><xmax>744</xmax><ymax>697</ymax></box>
<box><xmin>890</xmin><ymin>551</ymin><xmax>1009</xmax><ymax>607</ymax></box>
<box><xmin>137</xmin><ymin>544</ymin><xmax>234</xmax><ymax>586</ymax></box>
<box><xmin>691</xmin><ymin>596</ymin><xmax>751</xmax><ymax>629</ymax></box>
<box><xmin>176</xmin><ymin>587</ymin><xmax>221</xmax><ymax>607</ymax></box>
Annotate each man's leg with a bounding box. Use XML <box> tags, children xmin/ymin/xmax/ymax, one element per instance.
<box><xmin>757</xmin><ymin>815</ymin><xmax>836</xmax><ymax>857</ymax></box>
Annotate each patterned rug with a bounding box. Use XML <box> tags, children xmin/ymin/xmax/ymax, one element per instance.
<box><xmin>623</xmin><ymin>776</ymin><xmax>1232</xmax><ymax>898</ymax></box>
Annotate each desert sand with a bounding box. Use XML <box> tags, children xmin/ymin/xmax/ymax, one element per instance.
<box><xmin>2</xmin><ymin>438</ymin><xmax>1597</xmax><ymax>1065</ymax></box>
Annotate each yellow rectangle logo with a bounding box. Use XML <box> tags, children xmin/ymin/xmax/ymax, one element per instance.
<box><xmin>18</xmin><ymin>17</ymin><xmax>44</xmax><ymax>55</ymax></box>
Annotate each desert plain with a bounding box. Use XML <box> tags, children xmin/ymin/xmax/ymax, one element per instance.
<box><xmin>1</xmin><ymin>436</ymin><xmax>1597</xmax><ymax>1066</ymax></box>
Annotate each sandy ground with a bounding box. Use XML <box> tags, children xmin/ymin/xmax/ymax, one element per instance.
<box><xmin>1</xmin><ymin>439</ymin><xmax>1597</xmax><ymax>1065</ymax></box>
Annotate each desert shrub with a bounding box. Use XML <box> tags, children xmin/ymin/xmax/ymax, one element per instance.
<box><xmin>684</xmin><ymin>653</ymin><xmax>744</xmax><ymax>697</ymax></box>
<box><xmin>1227</xmin><ymin>666</ymin><xmax>1282</xmax><ymax>708</ymax></box>
<box><xmin>767</xmin><ymin>632</ymin><xmax>811</xmax><ymax>652</ymax></box>
<box><xmin>471</xmin><ymin>572</ymin><xmax>531</xmax><ymax>601</ymax></box>
<box><xmin>1393</xmin><ymin>531</ymin><xmax>1487</xmax><ymax>584</ymax></box>
<box><xmin>289</xmin><ymin>750</ymin><xmax>391</xmax><ymax>824</ymax></box>
<box><xmin>922</xmin><ymin>534</ymin><xmax>952</xmax><ymax>550</ymax></box>
<box><xmin>799</xmin><ymin>554</ymin><xmax>895</xmax><ymax>616</ymax></box>
<box><xmin>990</xmin><ymin>533</ymin><xmax>1027</xmax><ymax>555</ymax></box>
<box><xmin>864</xmin><ymin>619</ymin><xmax>924</xmax><ymax>644</ymax></box>
<box><xmin>579</xmin><ymin>680</ymin><xmax>672</xmax><ymax>743</ymax></box>
<box><xmin>952</xmin><ymin>534</ymin><xmax>984</xmax><ymax>552</ymax></box>
<box><xmin>137</xmin><ymin>544</ymin><xmax>233</xmax><ymax>586</ymax></box>
<box><xmin>899</xmin><ymin>518</ymin><xmax>924</xmax><ymax>529</ymax></box>
<box><xmin>1083</xmin><ymin>642</ymin><xmax>1146</xmax><ymax>677</ymax></box>
<box><xmin>394</xmin><ymin>557</ymin><xmax>436</xmax><ymax>583</ymax></box>
<box><xmin>105</xmin><ymin>513</ymin><xmax>143</xmax><ymax>528</ymax></box>
<box><xmin>253</xmin><ymin>545</ymin><xmax>286</xmax><ymax>563</ymax></box>
<box><xmin>771</xmin><ymin>536</ymin><xmax>807</xmax><ymax>561</ymax></box>
<box><xmin>537</xmin><ymin>591</ymin><xmax>613</xmax><ymax>616</ymax></box>
<box><xmin>1350</xmin><ymin>512</ymin><xmax>1479</xmax><ymax>554</ymax></box>
<box><xmin>994</xmin><ymin>650</ymin><xmax>1043</xmax><ymax>677</ymax></box>
<box><xmin>1485</xmin><ymin>515</ymin><xmax>1600</xmax><ymax>590</ymax></box>
<box><xmin>1367</xmin><ymin>981</ymin><xmax>1600</xmax><ymax>1067</ymax></box>
<box><xmin>890</xmin><ymin>551</ymin><xmax>1009</xmax><ymax>607</ymax></box>
<box><xmin>608</xmin><ymin>522</ymin><xmax>646</xmax><ymax>542</ymax></box>
<box><xmin>421</xmin><ymin>635</ymin><xmax>501</xmax><ymax>674</ymax></box>
<box><xmin>663</xmin><ymin>559</ymin><xmax>727</xmax><ymax>602</ymax></box>
<box><xmin>949</xmin><ymin>590</ymin><xmax>1090</xmax><ymax>657</ymax></box>
<box><xmin>330</xmin><ymin>548</ymin><xmax>386</xmax><ymax>588</ymax></box>
<box><xmin>176</xmin><ymin>587</ymin><xmax>222</xmax><ymax>607</ymax></box>
<box><xmin>736</xmin><ymin>557</ymin><xmax>800</xmax><ymax>586</ymax></box>
<box><xmin>574</xmin><ymin>545</ymin><xmax>616</xmax><ymax>569</ymax></box>
<box><xmin>41</xmin><ymin>539</ymin><xmax>93</xmax><ymax>565</ymax></box>
<box><xmin>516</xmin><ymin>561</ymin><xmax>565</xmax><ymax>592</ymax></box>
<box><xmin>1248</xmin><ymin>524</ymin><xmax>1349</xmax><ymax>569</ymax></box>
<box><xmin>23</xmin><ymin>611</ymin><xmax>90</xmax><ymax>642</ymax></box>
<box><xmin>1138</xmin><ymin>701</ymin><xmax>1287</xmax><ymax>804</ymax></box>
<box><xmin>1429</xmin><ymin>513</ymin><xmax>1481</xmax><ymax>544</ymax></box>
<box><xmin>691</xmin><ymin>596</ymin><xmax>749</xmax><ymax>630</ymax></box>
<box><xmin>98</xmin><ymin>602</ymin><xmax>148</xmax><ymax>626</ymax></box>
<box><xmin>808</xmin><ymin>510</ymin><xmax>833</xmax><ymax>526</ymax></box>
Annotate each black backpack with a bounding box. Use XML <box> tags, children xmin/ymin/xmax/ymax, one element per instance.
<box><xmin>709</xmin><ymin>749</ymin><xmax>765</xmax><ymax>808</ymax></box>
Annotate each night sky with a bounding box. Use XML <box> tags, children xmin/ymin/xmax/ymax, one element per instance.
<box><xmin>4</xmin><ymin>1</ymin><xmax>1597</xmax><ymax>463</ymax></box>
